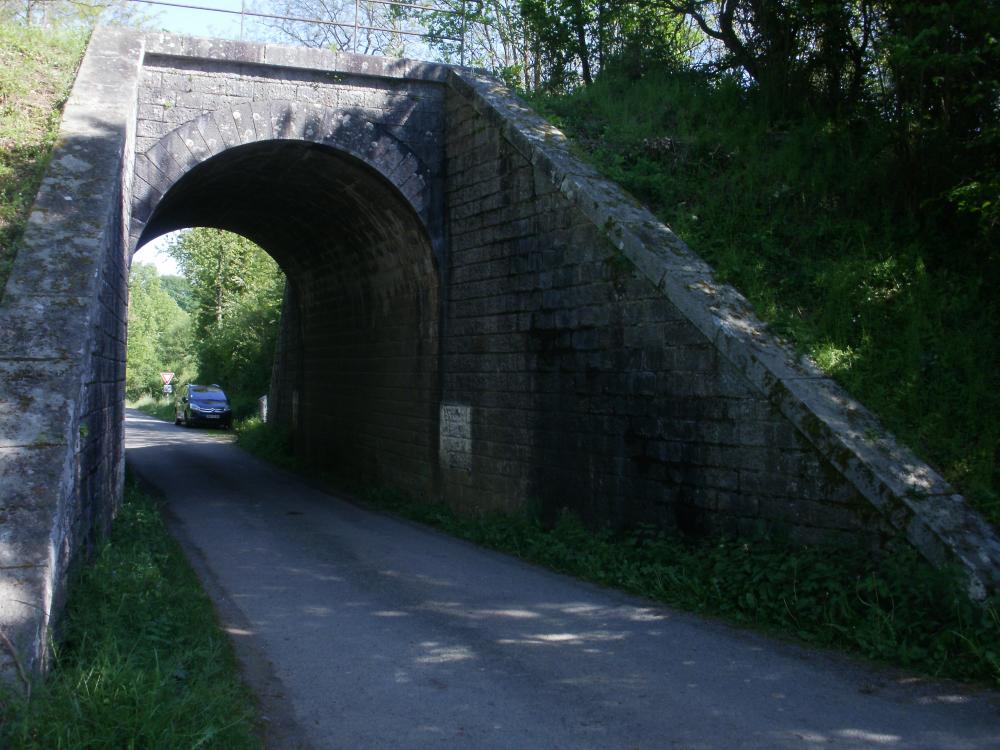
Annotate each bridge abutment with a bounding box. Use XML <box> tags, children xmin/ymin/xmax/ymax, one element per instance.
<box><xmin>1</xmin><ymin>27</ymin><xmax>997</xmax><ymax>685</ymax></box>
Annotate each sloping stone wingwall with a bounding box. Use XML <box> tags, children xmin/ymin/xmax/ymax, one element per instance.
<box><xmin>1</xmin><ymin>27</ymin><xmax>998</xmax><ymax>686</ymax></box>
<box><xmin>437</xmin><ymin>71</ymin><xmax>1000</xmax><ymax>599</ymax></box>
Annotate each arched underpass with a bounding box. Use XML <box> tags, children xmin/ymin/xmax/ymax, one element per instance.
<box><xmin>135</xmin><ymin>139</ymin><xmax>443</xmax><ymax>494</ymax></box>
<box><xmin>1</xmin><ymin>27</ymin><xmax>997</xmax><ymax>681</ymax></box>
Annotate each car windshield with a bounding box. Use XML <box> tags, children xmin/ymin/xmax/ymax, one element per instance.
<box><xmin>189</xmin><ymin>386</ymin><xmax>228</xmax><ymax>402</ymax></box>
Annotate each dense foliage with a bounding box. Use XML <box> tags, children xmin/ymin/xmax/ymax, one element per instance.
<box><xmin>166</xmin><ymin>228</ymin><xmax>285</xmax><ymax>413</ymax></box>
<box><xmin>126</xmin><ymin>263</ymin><xmax>194</xmax><ymax>399</ymax></box>
<box><xmin>126</xmin><ymin>229</ymin><xmax>284</xmax><ymax>412</ymax></box>
<box><xmin>0</xmin><ymin>477</ymin><xmax>261</xmax><ymax>749</ymax></box>
<box><xmin>501</xmin><ymin>0</ymin><xmax>1000</xmax><ymax>526</ymax></box>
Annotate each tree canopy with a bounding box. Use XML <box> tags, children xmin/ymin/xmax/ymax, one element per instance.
<box><xmin>166</xmin><ymin>229</ymin><xmax>285</xmax><ymax>406</ymax></box>
<box><xmin>125</xmin><ymin>262</ymin><xmax>194</xmax><ymax>399</ymax></box>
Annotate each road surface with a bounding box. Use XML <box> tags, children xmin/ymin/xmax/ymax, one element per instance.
<box><xmin>124</xmin><ymin>409</ymin><xmax>1000</xmax><ymax>749</ymax></box>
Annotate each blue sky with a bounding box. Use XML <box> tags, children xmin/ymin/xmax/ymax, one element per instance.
<box><xmin>127</xmin><ymin>0</ymin><xmax>252</xmax><ymax>40</ymax></box>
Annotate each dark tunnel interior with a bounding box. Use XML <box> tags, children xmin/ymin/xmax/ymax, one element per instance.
<box><xmin>134</xmin><ymin>140</ymin><xmax>442</xmax><ymax>493</ymax></box>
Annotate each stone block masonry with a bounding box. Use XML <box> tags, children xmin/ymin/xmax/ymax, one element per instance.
<box><xmin>0</xmin><ymin>28</ymin><xmax>138</xmax><ymax>684</ymax></box>
<box><xmin>439</xmin><ymin>85</ymin><xmax>878</xmax><ymax>542</ymax></box>
<box><xmin>1</xmin><ymin>27</ymin><xmax>997</xmax><ymax>686</ymax></box>
<box><xmin>439</xmin><ymin>70</ymin><xmax>1000</xmax><ymax>599</ymax></box>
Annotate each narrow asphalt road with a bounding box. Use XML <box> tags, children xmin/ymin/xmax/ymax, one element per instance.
<box><xmin>124</xmin><ymin>409</ymin><xmax>999</xmax><ymax>749</ymax></box>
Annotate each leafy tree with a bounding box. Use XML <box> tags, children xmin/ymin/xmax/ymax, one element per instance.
<box><xmin>0</xmin><ymin>0</ymin><xmax>154</xmax><ymax>29</ymax></box>
<box><xmin>419</xmin><ymin>0</ymin><xmax>534</xmax><ymax>89</ymax></box>
<box><xmin>167</xmin><ymin>229</ymin><xmax>284</xmax><ymax>405</ymax></box>
<box><xmin>125</xmin><ymin>263</ymin><xmax>194</xmax><ymax>399</ymax></box>
<box><xmin>520</xmin><ymin>0</ymin><xmax>701</xmax><ymax>91</ymax></box>
<box><xmin>158</xmin><ymin>274</ymin><xmax>196</xmax><ymax>314</ymax></box>
<box><xmin>254</xmin><ymin>0</ymin><xmax>411</xmax><ymax>56</ymax></box>
<box><xmin>875</xmin><ymin>0</ymin><xmax>1000</xmax><ymax>270</ymax></box>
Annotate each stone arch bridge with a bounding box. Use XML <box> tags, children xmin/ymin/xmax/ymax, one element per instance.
<box><xmin>1</xmin><ymin>28</ymin><xmax>997</xmax><ymax>680</ymax></box>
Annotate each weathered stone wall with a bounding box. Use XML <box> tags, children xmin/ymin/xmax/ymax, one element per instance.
<box><xmin>129</xmin><ymin>36</ymin><xmax>448</xmax><ymax>252</ymax></box>
<box><xmin>437</xmin><ymin>83</ymin><xmax>883</xmax><ymax>545</ymax></box>
<box><xmin>134</xmin><ymin>53</ymin><xmax>444</xmax><ymax>166</ymax></box>
<box><xmin>130</xmin><ymin>35</ymin><xmax>449</xmax><ymax>497</ymax></box>
<box><xmin>0</xmin><ymin>28</ymin><xmax>138</xmax><ymax>683</ymax></box>
<box><xmin>438</xmin><ymin>71</ymin><xmax>1000</xmax><ymax>597</ymax></box>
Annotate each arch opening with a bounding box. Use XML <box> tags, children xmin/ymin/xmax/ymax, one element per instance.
<box><xmin>133</xmin><ymin>140</ymin><xmax>442</xmax><ymax>494</ymax></box>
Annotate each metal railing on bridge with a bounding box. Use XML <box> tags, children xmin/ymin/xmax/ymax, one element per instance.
<box><xmin>125</xmin><ymin>0</ymin><xmax>470</xmax><ymax>66</ymax></box>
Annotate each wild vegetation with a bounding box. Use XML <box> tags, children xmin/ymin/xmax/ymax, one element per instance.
<box><xmin>127</xmin><ymin>229</ymin><xmax>284</xmax><ymax>417</ymax></box>
<box><xmin>523</xmin><ymin>2</ymin><xmax>995</xmax><ymax>527</ymax></box>
<box><xmin>126</xmin><ymin>262</ymin><xmax>196</xmax><ymax>399</ymax></box>
<box><xmin>518</xmin><ymin>1</ymin><xmax>999</xmax><ymax>526</ymax></box>
<box><xmin>0</xmin><ymin>476</ymin><xmax>261</xmax><ymax>749</ymax></box>
<box><xmin>166</xmin><ymin>229</ymin><xmax>284</xmax><ymax>412</ymax></box>
<box><xmin>533</xmin><ymin>65</ymin><xmax>999</xmax><ymax>526</ymax></box>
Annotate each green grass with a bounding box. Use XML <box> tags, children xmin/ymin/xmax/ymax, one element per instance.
<box><xmin>234</xmin><ymin>416</ymin><xmax>301</xmax><ymax>471</ymax></box>
<box><xmin>0</xmin><ymin>23</ymin><xmax>87</xmax><ymax>299</ymax></box>
<box><xmin>235</xmin><ymin>419</ymin><xmax>1000</xmax><ymax>686</ymax></box>
<box><xmin>128</xmin><ymin>394</ymin><xmax>176</xmax><ymax>422</ymax></box>
<box><xmin>0</xmin><ymin>475</ymin><xmax>262</xmax><ymax>749</ymax></box>
<box><xmin>529</xmin><ymin>69</ymin><xmax>999</xmax><ymax>528</ymax></box>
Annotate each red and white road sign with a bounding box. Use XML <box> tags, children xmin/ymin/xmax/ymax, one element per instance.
<box><xmin>159</xmin><ymin>371</ymin><xmax>175</xmax><ymax>385</ymax></box>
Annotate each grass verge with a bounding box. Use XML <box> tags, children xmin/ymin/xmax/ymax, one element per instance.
<box><xmin>234</xmin><ymin>416</ymin><xmax>301</xmax><ymax>471</ymax></box>
<box><xmin>0</xmin><ymin>475</ymin><xmax>262</xmax><ymax>749</ymax></box>
<box><xmin>236</xmin><ymin>417</ymin><xmax>1000</xmax><ymax>686</ymax></box>
<box><xmin>0</xmin><ymin>23</ymin><xmax>87</xmax><ymax>299</ymax></box>
<box><xmin>128</xmin><ymin>394</ymin><xmax>176</xmax><ymax>422</ymax></box>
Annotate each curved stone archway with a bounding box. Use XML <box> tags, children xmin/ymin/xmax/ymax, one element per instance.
<box><xmin>130</xmin><ymin>100</ymin><xmax>440</xmax><ymax>255</ymax></box>
<box><xmin>131</xmin><ymin>122</ymin><xmax>443</xmax><ymax>494</ymax></box>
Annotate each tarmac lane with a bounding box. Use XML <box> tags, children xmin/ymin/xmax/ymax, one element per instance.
<box><xmin>124</xmin><ymin>409</ymin><xmax>1000</xmax><ymax>749</ymax></box>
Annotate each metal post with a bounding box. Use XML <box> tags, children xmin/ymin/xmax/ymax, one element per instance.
<box><xmin>459</xmin><ymin>0</ymin><xmax>467</xmax><ymax>67</ymax></box>
<box><xmin>240</xmin><ymin>0</ymin><xmax>245</xmax><ymax>40</ymax></box>
<box><xmin>354</xmin><ymin>0</ymin><xmax>360</xmax><ymax>52</ymax></box>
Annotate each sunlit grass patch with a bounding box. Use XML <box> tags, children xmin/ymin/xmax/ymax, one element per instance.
<box><xmin>128</xmin><ymin>393</ymin><xmax>176</xmax><ymax>422</ymax></box>
<box><xmin>0</xmin><ymin>476</ymin><xmax>261</xmax><ymax>749</ymax></box>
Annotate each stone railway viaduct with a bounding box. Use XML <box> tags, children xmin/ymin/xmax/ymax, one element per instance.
<box><xmin>1</xmin><ymin>28</ymin><xmax>998</xmax><ymax>681</ymax></box>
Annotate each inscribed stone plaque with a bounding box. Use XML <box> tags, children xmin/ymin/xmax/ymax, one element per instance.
<box><xmin>439</xmin><ymin>403</ymin><xmax>471</xmax><ymax>471</ymax></box>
